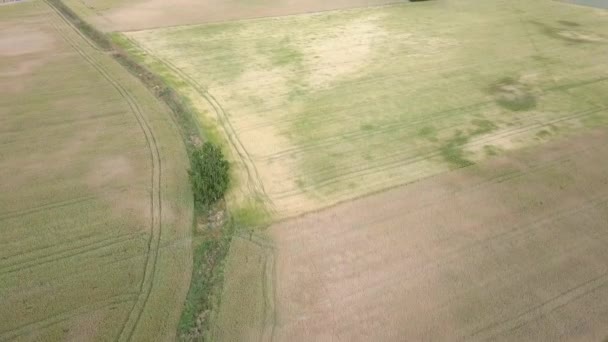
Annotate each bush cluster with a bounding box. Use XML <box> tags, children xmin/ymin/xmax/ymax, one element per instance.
<box><xmin>189</xmin><ymin>142</ymin><xmax>230</xmax><ymax>209</ymax></box>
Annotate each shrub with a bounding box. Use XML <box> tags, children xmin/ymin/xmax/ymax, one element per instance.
<box><xmin>189</xmin><ymin>142</ymin><xmax>230</xmax><ymax>209</ymax></box>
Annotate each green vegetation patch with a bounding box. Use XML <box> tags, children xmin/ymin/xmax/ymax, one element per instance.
<box><xmin>488</xmin><ymin>77</ymin><xmax>537</xmax><ymax>112</ymax></box>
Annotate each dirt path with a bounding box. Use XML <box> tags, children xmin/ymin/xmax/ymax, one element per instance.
<box><xmin>270</xmin><ymin>129</ymin><xmax>608</xmax><ymax>341</ymax></box>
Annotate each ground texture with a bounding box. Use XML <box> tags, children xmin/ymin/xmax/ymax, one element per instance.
<box><xmin>0</xmin><ymin>1</ymin><xmax>192</xmax><ymax>340</ymax></box>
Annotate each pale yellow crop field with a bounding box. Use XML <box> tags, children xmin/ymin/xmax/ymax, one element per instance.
<box><xmin>122</xmin><ymin>0</ymin><xmax>608</xmax><ymax>218</ymax></box>
<box><xmin>0</xmin><ymin>1</ymin><xmax>192</xmax><ymax>340</ymax></box>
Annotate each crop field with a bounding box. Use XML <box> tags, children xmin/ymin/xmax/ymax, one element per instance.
<box><xmin>269</xmin><ymin>130</ymin><xmax>608</xmax><ymax>340</ymax></box>
<box><xmin>0</xmin><ymin>1</ymin><xmax>192</xmax><ymax>340</ymax></box>
<box><xmin>121</xmin><ymin>0</ymin><xmax>608</xmax><ymax>218</ymax></box>
<box><xmin>61</xmin><ymin>0</ymin><xmax>401</xmax><ymax>31</ymax></box>
<box><xmin>4</xmin><ymin>0</ymin><xmax>608</xmax><ymax>340</ymax></box>
<box><xmin>108</xmin><ymin>0</ymin><xmax>608</xmax><ymax>340</ymax></box>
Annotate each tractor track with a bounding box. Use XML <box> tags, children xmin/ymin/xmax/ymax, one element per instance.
<box><xmin>123</xmin><ymin>36</ymin><xmax>272</xmax><ymax>209</ymax></box>
<box><xmin>42</xmin><ymin>1</ymin><xmax>165</xmax><ymax>341</ymax></box>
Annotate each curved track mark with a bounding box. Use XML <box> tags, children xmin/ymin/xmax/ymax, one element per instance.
<box><xmin>42</xmin><ymin>2</ymin><xmax>165</xmax><ymax>341</ymax></box>
<box><xmin>123</xmin><ymin>36</ymin><xmax>272</xmax><ymax>210</ymax></box>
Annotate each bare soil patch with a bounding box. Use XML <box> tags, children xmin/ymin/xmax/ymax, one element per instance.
<box><xmin>270</xmin><ymin>129</ymin><xmax>608</xmax><ymax>341</ymax></box>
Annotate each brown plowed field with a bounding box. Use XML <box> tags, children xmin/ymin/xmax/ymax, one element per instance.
<box><xmin>271</xmin><ymin>130</ymin><xmax>608</xmax><ymax>341</ymax></box>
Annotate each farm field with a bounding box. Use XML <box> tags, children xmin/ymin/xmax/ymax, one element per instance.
<box><xmin>267</xmin><ymin>129</ymin><xmax>608</xmax><ymax>341</ymax></box>
<box><xmin>61</xmin><ymin>0</ymin><xmax>401</xmax><ymax>32</ymax></box>
<box><xmin>0</xmin><ymin>1</ymin><xmax>192</xmax><ymax>341</ymax></box>
<box><xmin>121</xmin><ymin>0</ymin><xmax>608</xmax><ymax>218</ymax></box>
<box><xmin>6</xmin><ymin>0</ymin><xmax>608</xmax><ymax>341</ymax></box>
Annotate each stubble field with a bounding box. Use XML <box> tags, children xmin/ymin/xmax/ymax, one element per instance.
<box><xmin>0</xmin><ymin>1</ymin><xmax>192</xmax><ymax>340</ymax></box>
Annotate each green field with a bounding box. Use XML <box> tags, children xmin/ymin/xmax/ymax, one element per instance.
<box><xmin>121</xmin><ymin>0</ymin><xmax>608</xmax><ymax>217</ymax></box>
<box><xmin>0</xmin><ymin>1</ymin><xmax>192</xmax><ymax>340</ymax></box>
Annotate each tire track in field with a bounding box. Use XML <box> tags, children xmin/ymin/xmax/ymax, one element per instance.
<box><xmin>262</xmin><ymin>242</ymin><xmax>278</xmax><ymax>342</ymax></box>
<box><xmin>42</xmin><ymin>2</ymin><xmax>165</xmax><ymax>341</ymax></box>
<box><xmin>0</xmin><ymin>293</ymin><xmax>138</xmax><ymax>341</ymax></box>
<box><xmin>257</xmin><ymin>101</ymin><xmax>493</xmax><ymax>161</ymax></box>
<box><xmin>0</xmin><ymin>232</ymin><xmax>144</xmax><ymax>276</ymax></box>
<box><xmin>46</xmin><ymin>0</ymin><xmax>105</xmax><ymax>52</ymax></box>
<box><xmin>0</xmin><ymin>186</ymin><xmax>131</xmax><ymax>222</ymax></box>
<box><xmin>231</xmin><ymin>233</ymin><xmax>277</xmax><ymax>342</ymax></box>
<box><xmin>322</xmin><ymin>192</ymin><xmax>608</xmax><ymax>322</ymax></box>
<box><xmin>470</xmin><ymin>271</ymin><xmax>608</xmax><ymax>340</ymax></box>
<box><xmin>124</xmin><ymin>36</ymin><xmax>271</xmax><ymax>207</ymax></box>
<box><xmin>0</xmin><ymin>195</ymin><xmax>97</xmax><ymax>221</ymax></box>
<box><xmin>271</xmin><ymin>106</ymin><xmax>606</xmax><ymax>199</ymax></box>
<box><xmin>257</xmin><ymin>71</ymin><xmax>608</xmax><ymax>162</ymax></box>
<box><xmin>264</xmin><ymin>81</ymin><xmax>606</xmax><ymax>183</ymax></box>
<box><xmin>285</xmin><ymin>129</ymin><xmax>608</xmax><ymax>218</ymax></box>
<box><xmin>130</xmin><ymin>27</ymin><xmax>607</xmax><ymax>205</ymax></box>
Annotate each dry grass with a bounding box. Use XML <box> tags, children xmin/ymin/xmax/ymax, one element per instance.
<box><xmin>0</xmin><ymin>1</ymin><xmax>192</xmax><ymax>340</ymax></box>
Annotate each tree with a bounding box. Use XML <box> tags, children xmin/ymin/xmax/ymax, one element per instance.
<box><xmin>189</xmin><ymin>142</ymin><xmax>230</xmax><ymax>209</ymax></box>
